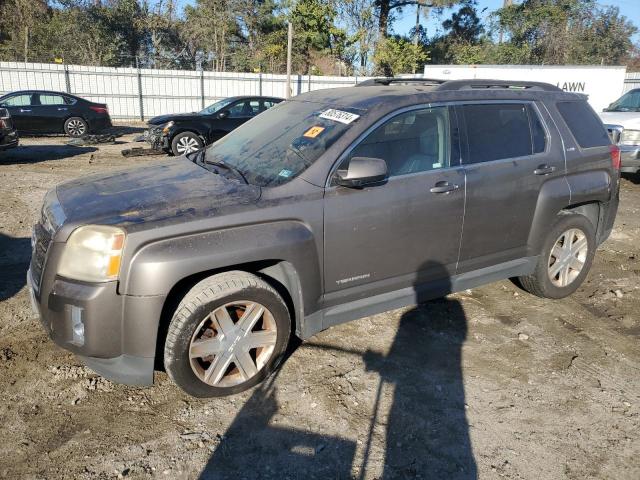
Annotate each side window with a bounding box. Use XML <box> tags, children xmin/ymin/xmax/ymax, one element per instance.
<box><xmin>556</xmin><ymin>101</ymin><xmax>610</xmax><ymax>148</ymax></box>
<box><xmin>227</xmin><ymin>100</ymin><xmax>252</xmax><ymax>118</ymax></box>
<box><xmin>345</xmin><ymin>106</ymin><xmax>451</xmax><ymax>177</ymax></box>
<box><xmin>38</xmin><ymin>94</ymin><xmax>66</xmax><ymax>105</ymax></box>
<box><xmin>527</xmin><ymin>104</ymin><xmax>547</xmax><ymax>154</ymax></box>
<box><xmin>1</xmin><ymin>94</ymin><xmax>32</xmax><ymax>107</ymax></box>
<box><xmin>462</xmin><ymin>103</ymin><xmax>532</xmax><ymax>163</ymax></box>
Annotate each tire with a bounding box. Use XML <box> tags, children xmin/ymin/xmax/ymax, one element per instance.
<box><xmin>64</xmin><ymin>117</ymin><xmax>88</xmax><ymax>137</ymax></box>
<box><xmin>164</xmin><ymin>271</ymin><xmax>291</xmax><ymax>397</ymax></box>
<box><xmin>171</xmin><ymin>131</ymin><xmax>203</xmax><ymax>156</ymax></box>
<box><xmin>518</xmin><ymin>213</ymin><xmax>596</xmax><ymax>299</ymax></box>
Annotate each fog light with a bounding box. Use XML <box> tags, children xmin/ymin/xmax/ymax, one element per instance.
<box><xmin>70</xmin><ymin>305</ymin><xmax>85</xmax><ymax>346</ymax></box>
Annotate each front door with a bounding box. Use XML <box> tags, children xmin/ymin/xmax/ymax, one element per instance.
<box><xmin>0</xmin><ymin>93</ymin><xmax>35</xmax><ymax>131</ymax></box>
<box><xmin>455</xmin><ymin>101</ymin><xmax>565</xmax><ymax>273</ymax></box>
<box><xmin>323</xmin><ymin>106</ymin><xmax>465</xmax><ymax>307</ymax></box>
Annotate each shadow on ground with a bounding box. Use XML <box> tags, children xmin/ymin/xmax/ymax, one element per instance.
<box><xmin>0</xmin><ymin>232</ymin><xmax>31</xmax><ymax>302</ymax></box>
<box><xmin>199</xmin><ymin>261</ymin><xmax>476</xmax><ymax>479</ymax></box>
<box><xmin>621</xmin><ymin>172</ymin><xmax>640</xmax><ymax>185</ymax></box>
<box><xmin>0</xmin><ymin>145</ymin><xmax>97</xmax><ymax>164</ymax></box>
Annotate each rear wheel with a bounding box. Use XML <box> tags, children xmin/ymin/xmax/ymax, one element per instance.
<box><xmin>519</xmin><ymin>213</ymin><xmax>596</xmax><ymax>299</ymax></box>
<box><xmin>171</xmin><ymin>131</ymin><xmax>203</xmax><ymax>156</ymax></box>
<box><xmin>64</xmin><ymin>117</ymin><xmax>88</xmax><ymax>137</ymax></box>
<box><xmin>163</xmin><ymin>271</ymin><xmax>291</xmax><ymax>397</ymax></box>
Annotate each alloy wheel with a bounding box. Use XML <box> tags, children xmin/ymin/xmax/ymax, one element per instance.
<box><xmin>188</xmin><ymin>301</ymin><xmax>278</xmax><ymax>387</ymax></box>
<box><xmin>67</xmin><ymin>119</ymin><xmax>86</xmax><ymax>136</ymax></box>
<box><xmin>547</xmin><ymin>228</ymin><xmax>588</xmax><ymax>287</ymax></box>
<box><xmin>176</xmin><ymin>136</ymin><xmax>201</xmax><ymax>154</ymax></box>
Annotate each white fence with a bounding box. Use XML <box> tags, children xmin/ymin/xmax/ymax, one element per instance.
<box><xmin>2</xmin><ymin>61</ymin><xmax>637</xmax><ymax>120</ymax></box>
<box><xmin>0</xmin><ymin>62</ymin><xmax>371</xmax><ymax>120</ymax></box>
<box><xmin>625</xmin><ymin>72</ymin><xmax>640</xmax><ymax>93</ymax></box>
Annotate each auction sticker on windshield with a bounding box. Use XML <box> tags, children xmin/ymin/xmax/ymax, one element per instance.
<box><xmin>319</xmin><ymin>109</ymin><xmax>360</xmax><ymax>124</ymax></box>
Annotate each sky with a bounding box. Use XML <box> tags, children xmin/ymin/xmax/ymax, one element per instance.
<box><xmin>173</xmin><ymin>0</ymin><xmax>640</xmax><ymax>43</ymax></box>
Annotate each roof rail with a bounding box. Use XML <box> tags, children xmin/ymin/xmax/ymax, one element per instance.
<box><xmin>356</xmin><ymin>77</ymin><xmax>445</xmax><ymax>87</ymax></box>
<box><xmin>436</xmin><ymin>79</ymin><xmax>562</xmax><ymax>92</ymax></box>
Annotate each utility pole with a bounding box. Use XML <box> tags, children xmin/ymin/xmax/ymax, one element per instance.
<box><xmin>23</xmin><ymin>26</ymin><xmax>29</xmax><ymax>63</ymax></box>
<box><xmin>286</xmin><ymin>21</ymin><xmax>293</xmax><ymax>99</ymax></box>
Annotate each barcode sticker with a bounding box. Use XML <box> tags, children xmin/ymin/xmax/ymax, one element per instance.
<box><xmin>319</xmin><ymin>109</ymin><xmax>360</xmax><ymax>124</ymax></box>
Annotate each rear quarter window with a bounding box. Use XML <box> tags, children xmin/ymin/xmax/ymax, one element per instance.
<box><xmin>556</xmin><ymin>101</ymin><xmax>610</xmax><ymax>148</ymax></box>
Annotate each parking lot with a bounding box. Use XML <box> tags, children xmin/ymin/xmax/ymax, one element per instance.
<box><xmin>0</xmin><ymin>131</ymin><xmax>638</xmax><ymax>479</ymax></box>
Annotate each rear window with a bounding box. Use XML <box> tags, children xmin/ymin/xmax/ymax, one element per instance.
<box><xmin>462</xmin><ymin>103</ymin><xmax>533</xmax><ymax>163</ymax></box>
<box><xmin>556</xmin><ymin>101</ymin><xmax>610</xmax><ymax>148</ymax></box>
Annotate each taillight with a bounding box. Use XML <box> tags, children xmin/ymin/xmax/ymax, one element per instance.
<box><xmin>89</xmin><ymin>105</ymin><xmax>108</xmax><ymax>114</ymax></box>
<box><xmin>610</xmin><ymin>144</ymin><xmax>621</xmax><ymax>171</ymax></box>
<box><xmin>0</xmin><ymin>119</ymin><xmax>6</xmax><ymax>129</ymax></box>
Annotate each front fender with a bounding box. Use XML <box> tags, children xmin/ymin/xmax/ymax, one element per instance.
<box><xmin>121</xmin><ymin>221</ymin><xmax>322</xmax><ymax>317</ymax></box>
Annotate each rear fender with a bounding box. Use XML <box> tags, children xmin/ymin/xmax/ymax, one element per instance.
<box><xmin>527</xmin><ymin>176</ymin><xmax>571</xmax><ymax>255</ymax></box>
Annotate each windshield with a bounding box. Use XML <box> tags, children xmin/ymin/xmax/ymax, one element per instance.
<box><xmin>203</xmin><ymin>100</ymin><xmax>363</xmax><ymax>187</ymax></box>
<box><xmin>607</xmin><ymin>90</ymin><xmax>640</xmax><ymax>112</ymax></box>
<box><xmin>199</xmin><ymin>98</ymin><xmax>235</xmax><ymax>115</ymax></box>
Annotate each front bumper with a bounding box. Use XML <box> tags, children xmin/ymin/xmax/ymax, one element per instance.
<box><xmin>144</xmin><ymin>127</ymin><xmax>169</xmax><ymax>151</ymax></box>
<box><xmin>619</xmin><ymin>144</ymin><xmax>640</xmax><ymax>173</ymax></box>
<box><xmin>0</xmin><ymin>130</ymin><xmax>19</xmax><ymax>150</ymax></box>
<box><xmin>28</xmin><ymin>255</ymin><xmax>165</xmax><ymax>386</ymax></box>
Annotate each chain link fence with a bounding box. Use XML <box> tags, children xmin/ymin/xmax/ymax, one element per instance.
<box><xmin>0</xmin><ymin>62</ymin><xmax>371</xmax><ymax>121</ymax></box>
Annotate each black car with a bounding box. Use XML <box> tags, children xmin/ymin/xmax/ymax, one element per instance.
<box><xmin>0</xmin><ymin>90</ymin><xmax>112</xmax><ymax>137</ymax></box>
<box><xmin>146</xmin><ymin>96</ymin><xmax>283</xmax><ymax>156</ymax></box>
<box><xmin>0</xmin><ymin>108</ymin><xmax>18</xmax><ymax>151</ymax></box>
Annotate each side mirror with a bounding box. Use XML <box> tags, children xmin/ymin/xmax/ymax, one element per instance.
<box><xmin>0</xmin><ymin>108</ymin><xmax>9</xmax><ymax>119</ymax></box>
<box><xmin>217</xmin><ymin>110</ymin><xmax>230</xmax><ymax>119</ymax></box>
<box><xmin>336</xmin><ymin>157</ymin><xmax>388</xmax><ymax>188</ymax></box>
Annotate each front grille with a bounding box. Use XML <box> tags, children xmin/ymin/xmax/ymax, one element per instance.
<box><xmin>30</xmin><ymin>222</ymin><xmax>52</xmax><ymax>289</ymax></box>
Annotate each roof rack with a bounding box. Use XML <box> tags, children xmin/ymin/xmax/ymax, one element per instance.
<box><xmin>356</xmin><ymin>77</ymin><xmax>445</xmax><ymax>87</ymax></box>
<box><xmin>435</xmin><ymin>79</ymin><xmax>562</xmax><ymax>92</ymax></box>
<box><xmin>355</xmin><ymin>77</ymin><xmax>561</xmax><ymax>92</ymax></box>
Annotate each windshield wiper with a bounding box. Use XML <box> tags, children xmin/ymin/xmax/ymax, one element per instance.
<box><xmin>189</xmin><ymin>149</ymin><xmax>248</xmax><ymax>184</ymax></box>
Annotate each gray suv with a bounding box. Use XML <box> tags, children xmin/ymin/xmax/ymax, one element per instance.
<box><xmin>28</xmin><ymin>79</ymin><xmax>620</xmax><ymax>397</ymax></box>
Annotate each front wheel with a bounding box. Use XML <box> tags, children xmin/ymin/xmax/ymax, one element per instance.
<box><xmin>519</xmin><ymin>213</ymin><xmax>596</xmax><ymax>299</ymax></box>
<box><xmin>163</xmin><ymin>271</ymin><xmax>291</xmax><ymax>397</ymax></box>
<box><xmin>171</xmin><ymin>131</ymin><xmax>203</xmax><ymax>156</ymax></box>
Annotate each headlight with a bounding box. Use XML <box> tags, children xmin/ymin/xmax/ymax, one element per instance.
<box><xmin>162</xmin><ymin>121</ymin><xmax>175</xmax><ymax>134</ymax></box>
<box><xmin>620</xmin><ymin>129</ymin><xmax>640</xmax><ymax>146</ymax></box>
<box><xmin>58</xmin><ymin>225</ymin><xmax>126</xmax><ymax>282</ymax></box>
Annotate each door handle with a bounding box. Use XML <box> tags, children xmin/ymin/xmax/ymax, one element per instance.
<box><xmin>57</xmin><ymin>107</ymin><xmax>67</xmax><ymax>111</ymax></box>
<box><xmin>534</xmin><ymin>165</ymin><xmax>556</xmax><ymax>175</ymax></box>
<box><xmin>19</xmin><ymin>108</ymin><xmax>31</xmax><ymax>113</ymax></box>
<box><xmin>430</xmin><ymin>182</ymin><xmax>459</xmax><ymax>194</ymax></box>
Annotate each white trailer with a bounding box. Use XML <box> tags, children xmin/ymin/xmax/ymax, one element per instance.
<box><xmin>424</xmin><ymin>64</ymin><xmax>627</xmax><ymax>113</ymax></box>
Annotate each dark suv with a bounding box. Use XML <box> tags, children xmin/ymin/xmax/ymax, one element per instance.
<box><xmin>28</xmin><ymin>79</ymin><xmax>619</xmax><ymax>397</ymax></box>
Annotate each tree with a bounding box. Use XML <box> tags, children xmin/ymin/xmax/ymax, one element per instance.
<box><xmin>339</xmin><ymin>0</ymin><xmax>377</xmax><ymax>74</ymax></box>
<box><xmin>493</xmin><ymin>0</ymin><xmax>636</xmax><ymax>65</ymax></box>
<box><xmin>373</xmin><ymin>35</ymin><xmax>428</xmax><ymax>75</ymax></box>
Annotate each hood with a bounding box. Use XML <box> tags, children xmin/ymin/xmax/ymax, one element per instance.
<box><xmin>148</xmin><ymin>112</ymin><xmax>202</xmax><ymax>125</ymax></box>
<box><xmin>598</xmin><ymin>111</ymin><xmax>640</xmax><ymax>130</ymax></box>
<box><xmin>55</xmin><ymin>157</ymin><xmax>261</xmax><ymax>228</ymax></box>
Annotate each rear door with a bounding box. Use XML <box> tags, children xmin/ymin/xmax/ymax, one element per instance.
<box><xmin>455</xmin><ymin>101</ymin><xmax>564</xmax><ymax>273</ymax></box>
<box><xmin>0</xmin><ymin>93</ymin><xmax>35</xmax><ymax>131</ymax></box>
<box><xmin>323</xmin><ymin>105</ymin><xmax>466</xmax><ymax>308</ymax></box>
<box><xmin>31</xmin><ymin>93</ymin><xmax>69</xmax><ymax>133</ymax></box>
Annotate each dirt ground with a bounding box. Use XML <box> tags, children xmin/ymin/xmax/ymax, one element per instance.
<box><xmin>0</xmin><ymin>130</ymin><xmax>638</xmax><ymax>480</ymax></box>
